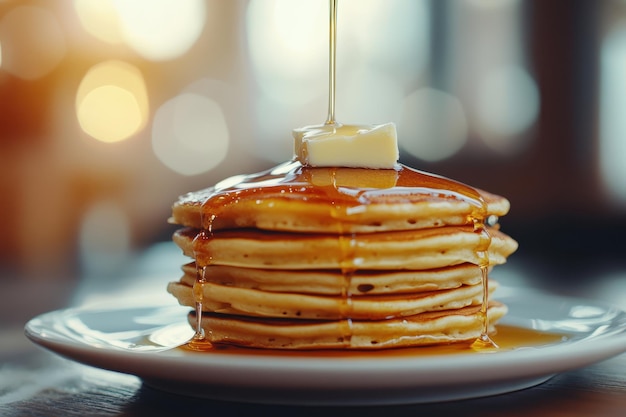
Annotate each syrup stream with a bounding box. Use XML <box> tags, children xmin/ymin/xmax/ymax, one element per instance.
<box><xmin>470</xmin><ymin>208</ymin><xmax>498</xmax><ymax>350</ymax></box>
<box><xmin>325</xmin><ymin>0</ymin><xmax>338</xmax><ymax>126</ymax></box>
<box><xmin>332</xmin><ymin>168</ymin><xmax>355</xmax><ymax>346</ymax></box>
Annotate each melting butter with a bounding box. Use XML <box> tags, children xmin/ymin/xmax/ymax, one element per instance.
<box><xmin>293</xmin><ymin>123</ymin><xmax>399</xmax><ymax>169</ymax></box>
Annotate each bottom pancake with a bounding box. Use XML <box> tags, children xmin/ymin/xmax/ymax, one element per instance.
<box><xmin>188</xmin><ymin>302</ymin><xmax>507</xmax><ymax>350</ymax></box>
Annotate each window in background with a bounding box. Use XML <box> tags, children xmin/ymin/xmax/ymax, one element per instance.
<box><xmin>444</xmin><ymin>0</ymin><xmax>539</xmax><ymax>157</ymax></box>
<box><xmin>599</xmin><ymin>0</ymin><xmax>626</xmax><ymax>206</ymax></box>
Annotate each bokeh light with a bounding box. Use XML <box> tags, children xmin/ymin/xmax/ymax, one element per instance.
<box><xmin>76</xmin><ymin>60</ymin><xmax>149</xmax><ymax>143</ymax></box>
<box><xmin>113</xmin><ymin>0</ymin><xmax>206</xmax><ymax>61</ymax></box>
<box><xmin>73</xmin><ymin>0</ymin><xmax>124</xmax><ymax>44</ymax></box>
<box><xmin>0</xmin><ymin>5</ymin><xmax>66</xmax><ymax>80</ymax></box>
<box><xmin>246</xmin><ymin>0</ymin><xmax>327</xmax><ymax>106</ymax></box>
<box><xmin>152</xmin><ymin>90</ymin><xmax>230</xmax><ymax>176</ymax></box>
<box><xmin>73</xmin><ymin>0</ymin><xmax>206</xmax><ymax>60</ymax></box>
<box><xmin>398</xmin><ymin>88</ymin><xmax>468</xmax><ymax>162</ymax></box>
<box><xmin>474</xmin><ymin>65</ymin><xmax>539</xmax><ymax>153</ymax></box>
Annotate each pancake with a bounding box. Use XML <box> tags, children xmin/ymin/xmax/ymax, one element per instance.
<box><xmin>188</xmin><ymin>302</ymin><xmax>508</xmax><ymax>350</ymax></box>
<box><xmin>172</xmin><ymin>226</ymin><xmax>518</xmax><ymax>270</ymax></box>
<box><xmin>170</xmin><ymin>161</ymin><xmax>511</xmax><ymax>234</ymax></box>
<box><xmin>178</xmin><ymin>262</ymin><xmax>484</xmax><ymax>295</ymax></box>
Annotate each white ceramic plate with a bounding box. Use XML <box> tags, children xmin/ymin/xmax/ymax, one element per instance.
<box><xmin>25</xmin><ymin>287</ymin><xmax>626</xmax><ymax>405</ymax></box>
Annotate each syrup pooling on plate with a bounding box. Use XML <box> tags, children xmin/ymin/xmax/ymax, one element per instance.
<box><xmin>185</xmin><ymin>160</ymin><xmax>496</xmax><ymax>349</ymax></box>
<box><xmin>188</xmin><ymin>212</ymin><xmax>219</xmax><ymax>348</ymax></box>
<box><xmin>181</xmin><ymin>325</ymin><xmax>568</xmax><ymax>357</ymax></box>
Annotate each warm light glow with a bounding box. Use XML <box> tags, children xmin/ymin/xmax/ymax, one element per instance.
<box><xmin>272</xmin><ymin>0</ymin><xmax>323</xmax><ymax>54</ymax></box>
<box><xmin>74</xmin><ymin>0</ymin><xmax>124</xmax><ymax>44</ymax></box>
<box><xmin>246</xmin><ymin>0</ymin><xmax>327</xmax><ymax>105</ymax></box>
<box><xmin>78</xmin><ymin>85</ymin><xmax>142</xmax><ymax>143</ymax></box>
<box><xmin>76</xmin><ymin>60</ymin><xmax>149</xmax><ymax>143</ymax></box>
<box><xmin>0</xmin><ymin>6</ymin><xmax>66</xmax><ymax>80</ymax></box>
<box><xmin>474</xmin><ymin>65</ymin><xmax>539</xmax><ymax>153</ymax></box>
<box><xmin>152</xmin><ymin>92</ymin><xmax>230</xmax><ymax>175</ymax></box>
<box><xmin>73</xmin><ymin>0</ymin><xmax>205</xmax><ymax>60</ymax></box>
<box><xmin>399</xmin><ymin>88</ymin><xmax>468</xmax><ymax>162</ymax></box>
<box><xmin>113</xmin><ymin>0</ymin><xmax>206</xmax><ymax>61</ymax></box>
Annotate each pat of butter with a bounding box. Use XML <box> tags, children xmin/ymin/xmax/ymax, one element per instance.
<box><xmin>293</xmin><ymin>123</ymin><xmax>399</xmax><ymax>169</ymax></box>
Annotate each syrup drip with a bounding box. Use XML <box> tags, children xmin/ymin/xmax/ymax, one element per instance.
<box><xmin>338</xmin><ymin>255</ymin><xmax>355</xmax><ymax>346</ymax></box>
<box><xmin>192</xmin><ymin>264</ymin><xmax>206</xmax><ymax>340</ymax></box>
<box><xmin>470</xmin><ymin>215</ymin><xmax>498</xmax><ymax>350</ymax></box>
<box><xmin>331</xmin><ymin>167</ymin><xmax>356</xmax><ymax>346</ymax></box>
<box><xmin>187</xmin><ymin>218</ymin><xmax>215</xmax><ymax>350</ymax></box>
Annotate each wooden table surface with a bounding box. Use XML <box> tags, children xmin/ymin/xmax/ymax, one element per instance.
<box><xmin>1</xmin><ymin>243</ymin><xmax>625</xmax><ymax>417</ymax></box>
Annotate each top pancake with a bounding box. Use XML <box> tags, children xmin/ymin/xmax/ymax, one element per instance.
<box><xmin>170</xmin><ymin>160</ymin><xmax>511</xmax><ymax>234</ymax></box>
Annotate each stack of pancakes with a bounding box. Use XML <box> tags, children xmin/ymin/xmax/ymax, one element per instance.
<box><xmin>167</xmin><ymin>161</ymin><xmax>518</xmax><ymax>350</ymax></box>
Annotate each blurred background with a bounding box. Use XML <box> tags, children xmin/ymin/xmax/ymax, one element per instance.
<box><xmin>1</xmin><ymin>0</ymin><xmax>625</xmax><ymax>321</ymax></box>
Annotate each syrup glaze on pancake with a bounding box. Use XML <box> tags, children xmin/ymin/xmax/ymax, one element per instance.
<box><xmin>171</xmin><ymin>160</ymin><xmax>514</xmax><ymax>349</ymax></box>
<box><xmin>171</xmin><ymin>160</ymin><xmax>510</xmax><ymax>233</ymax></box>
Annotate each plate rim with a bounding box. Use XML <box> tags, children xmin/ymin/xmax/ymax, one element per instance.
<box><xmin>24</xmin><ymin>287</ymin><xmax>626</xmax><ymax>404</ymax></box>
